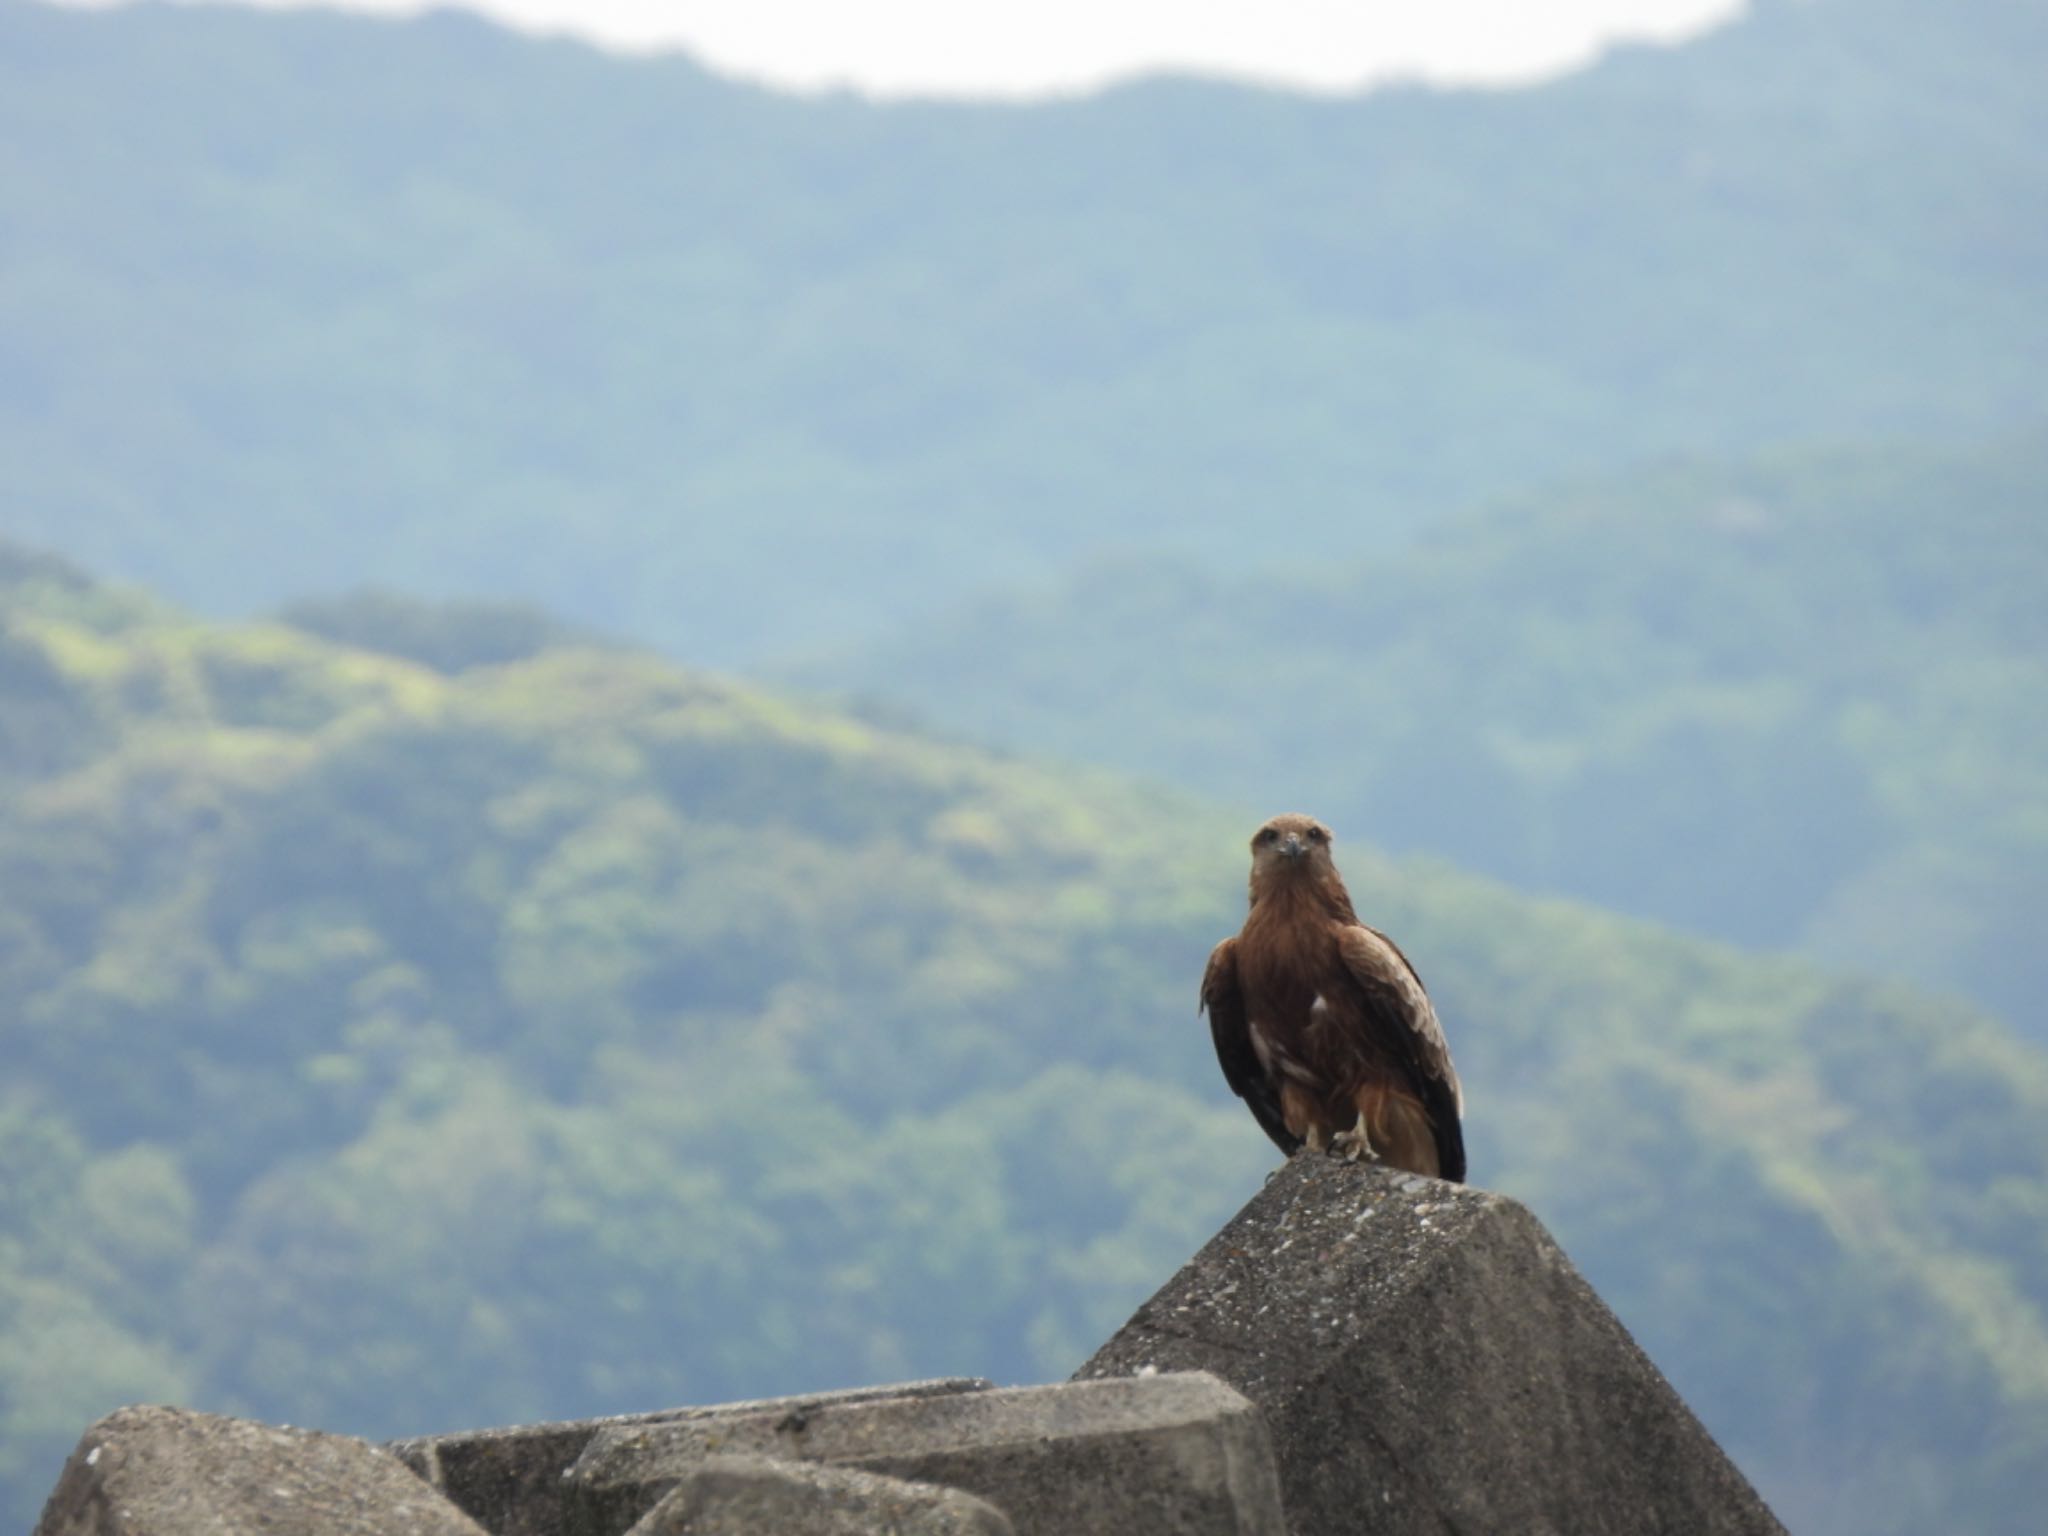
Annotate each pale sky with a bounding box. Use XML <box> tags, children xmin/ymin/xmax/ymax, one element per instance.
<box><xmin>55</xmin><ymin>0</ymin><xmax>1750</xmax><ymax>97</ymax></box>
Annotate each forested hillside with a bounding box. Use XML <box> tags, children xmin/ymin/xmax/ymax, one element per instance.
<box><xmin>2</xmin><ymin>0</ymin><xmax>2046</xmax><ymax>658</ymax></box>
<box><xmin>809</xmin><ymin>431</ymin><xmax>2048</xmax><ymax>1032</ymax></box>
<box><xmin>3</xmin><ymin>547</ymin><xmax>2046</xmax><ymax>1535</ymax></box>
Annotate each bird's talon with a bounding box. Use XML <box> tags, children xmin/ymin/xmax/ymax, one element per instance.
<box><xmin>1331</xmin><ymin>1114</ymin><xmax>1380</xmax><ymax>1163</ymax></box>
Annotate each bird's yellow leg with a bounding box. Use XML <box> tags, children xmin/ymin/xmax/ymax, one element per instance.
<box><xmin>1281</xmin><ymin>1082</ymin><xmax>1327</xmax><ymax>1155</ymax></box>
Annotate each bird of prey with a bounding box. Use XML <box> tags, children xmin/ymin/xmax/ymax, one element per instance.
<box><xmin>1201</xmin><ymin>813</ymin><xmax>1465</xmax><ymax>1182</ymax></box>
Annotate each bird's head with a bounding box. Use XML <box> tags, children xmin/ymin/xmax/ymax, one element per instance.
<box><xmin>1247</xmin><ymin>813</ymin><xmax>1338</xmax><ymax>894</ymax></box>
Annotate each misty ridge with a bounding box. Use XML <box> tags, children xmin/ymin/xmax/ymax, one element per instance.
<box><xmin>1</xmin><ymin>0</ymin><xmax>2046</xmax><ymax>1533</ymax></box>
<box><xmin>4</xmin><ymin>0</ymin><xmax>2044</xmax><ymax>656</ymax></box>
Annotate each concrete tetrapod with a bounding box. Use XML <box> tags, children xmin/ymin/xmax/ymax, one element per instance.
<box><xmin>619</xmin><ymin>1455</ymin><xmax>1013</xmax><ymax>1536</ymax></box>
<box><xmin>35</xmin><ymin>1404</ymin><xmax>488</xmax><ymax>1536</ymax></box>
<box><xmin>565</xmin><ymin>1372</ymin><xmax>1286</xmax><ymax>1536</ymax></box>
<box><xmin>389</xmin><ymin>1378</ymin><xmax>991</xmax><ymax>1536</ymax></box>
<box><xmin>1077</xmin><ymin>1156</ymin><xmax>1787</xmax><ymax>1536</ymax></box>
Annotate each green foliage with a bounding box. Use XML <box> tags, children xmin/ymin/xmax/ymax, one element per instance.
<box><xmin>277</xmin><ymin>591</ymin><xmax>595</xmax><ymax>675</ymax></box>
<box><xmin>0</xmin><ymin>0</ymin><xmax>2045</xmax><ymax>660</ymax></box>
<box><xmin>0</xmin><ymin>1106</ymin><xmax>197</xmax><ymax>1510</ymax></box>
<box><xmin>814</xmin><ymin>431</ymin><xmax>2048</xmax><ymax>1031</ymax></box>
<box><xmin>0</xmin><ymin>559</ymin><xmax>2045</xmax><ymax>1533</ymax></box>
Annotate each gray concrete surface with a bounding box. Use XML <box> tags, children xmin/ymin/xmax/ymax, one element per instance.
<box><xmin>621</xmin><ymin>1454</ymin><xmax>1013</xmax><ymax>1535</ymax></box>
<box><xmin>567</xmin><ymin>1372</ymin><xmax>1286</xmax><ymax>1536</ymax></box>
<box><xmin>34</xmin><ymin>1404</ymin><xmax>486</xmax><ymax>1536</ymax></box>
<box><xmin>1077</xmin><ymin>1155</ymin><xmax>1787</xmax><ymax>1536</ymax></box>
<box><xmin>389</xmin><ymin>1378</ymin><xmax>990</xmax><ymax>1536</ymax></box>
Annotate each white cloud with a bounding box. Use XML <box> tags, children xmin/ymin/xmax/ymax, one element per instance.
<box><xmin>54</xmin><ymin>0</ymin><xmax>1749</xmax><ymax>96</ymax></box>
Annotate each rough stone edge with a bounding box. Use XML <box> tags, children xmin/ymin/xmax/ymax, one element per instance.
<box><xmin>569</xmin><ymin>1372</ymin><xmax>1285</xmax><ymax>1536</ymax></box>
<box><xmin>388</xmin><ymin>1378</ymin><xmax>992</xmax><ymax>1536</ymax></box>
<box><xmin>623</xmin><ymin>1454</ymin><xmax>1014</xmax><ymax>1535</ymax></box>
<box><xmin>34</xmin><ymin>1403</ymin><xmax>490</xmax><ymax>1536</ymax></box>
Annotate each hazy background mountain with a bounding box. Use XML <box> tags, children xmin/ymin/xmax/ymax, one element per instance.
<box><xmin>801</xmin><ymin>429</ymin><xmax>2048</xmax><ymax>1032</ymax></box>
<box><xmin>5</xmin><ymin>0</ymin><xmax>2047</xmax><ymax>1530</ymax></box>
<box><xmin>4</xmin><ymin>551</ymin><xmax>2047</xmax><ymax>1536</ymax></box>
<box><xmin>2</xmin><ymin>0</ymin><xmax>2045</xmax><ymax>661</ymax></box>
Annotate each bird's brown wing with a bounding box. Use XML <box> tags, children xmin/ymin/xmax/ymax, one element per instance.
<box><xmin>1334</xmin><ymin>924</ymin><xmax>1466</xmax><ymax>1183</ymax></box>
<box><xmin>1201</xmin><ymin>937</ymin><xmax>1300</xmax><ymax>1155</ymax></box>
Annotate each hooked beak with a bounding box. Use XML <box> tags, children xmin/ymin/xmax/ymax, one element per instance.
<box><xmin>1278</xmin><ymin>832</ymin><xmax>1307</xmax><ymax>860</ymax></box>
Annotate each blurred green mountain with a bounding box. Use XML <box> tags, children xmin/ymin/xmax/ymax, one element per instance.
<box><xmin>2</xmin><ymin>0</ymin><xmax>2045</xmax><ymax>660</ymax></box>
<box><xmin>2</xmin><ymin>547</ymin><xmax>2045</xmax><ymax>1535</ymax></box>
<box><xmin>804</xmin><ymin>430</ymin><xmax>2048</xmax><ymax>1032</ymax></box>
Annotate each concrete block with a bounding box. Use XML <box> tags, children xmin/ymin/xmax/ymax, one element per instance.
<box><xmin>389</xmin><ymin>1378</ymin><xmax>990</xmax><ymax>1536</ymax></box>
<box><xmin>622</xmin><ymin>1455</ymin><xmax>1012</xmax><ymax>1535</ymax></box>
<box><xmin>567</xmin><ymin>1371</ymin><xmax>1285</xmax><ymax>1536</ymax></box>
<box><xmin>34</xmin><ymin>1403</ymin><xmax>486</xmax><ymax>1536</ymax></box>
<box><xmin>1077</xmin><ymin>1156</ymin><xmax>1787</xmax><ymax>1536</ymax></box>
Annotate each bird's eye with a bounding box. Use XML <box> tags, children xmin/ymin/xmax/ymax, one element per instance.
<box><xmin>1310</xmin><ymin>827</ymin><xmax>1328</xmax><ymax>843</ymax></box>
<box><xmin>1256</xmin><ymin>828</ymin><xmax>1277</xmax><ymax>845</ymax></box>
